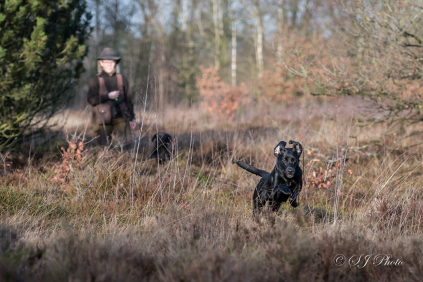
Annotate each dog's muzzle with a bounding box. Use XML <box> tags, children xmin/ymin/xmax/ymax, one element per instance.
<box><xmin>285</xmin><ymin>168</ymin><xmax>295</xmax><ymax>178</ymax></box>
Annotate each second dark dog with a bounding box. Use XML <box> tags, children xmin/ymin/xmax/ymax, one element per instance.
<box><xmin>236</xmin><ymin>140</ymin><xmax>303</xmax><ymax>215</ymax></box>
<box><xmin>149</xmin><ymin>132</ymin><xmax>173</xmax><ymax>162</ymax></box>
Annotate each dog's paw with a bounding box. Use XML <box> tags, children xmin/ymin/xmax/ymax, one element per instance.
<box><xmin>279</xmin><ymin>185</ymin><xmax>291</xmax><ymax>195</ymax></box>
<box><xmin>290</xmin><ymin>199</ymin><xmax>299</xmax><ymax>208</ymax></box>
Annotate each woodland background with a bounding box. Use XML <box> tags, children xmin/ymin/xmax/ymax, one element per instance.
<box><xmin>74</xmin><ymin>0</ymin><xmax>340</xmax><ymax>110</ymax></box>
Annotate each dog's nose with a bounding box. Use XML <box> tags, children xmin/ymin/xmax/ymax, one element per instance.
<box><xmin>286</xmin><ymin>168</ymin><xmax>295</xmax><ymax>177</ymax></box>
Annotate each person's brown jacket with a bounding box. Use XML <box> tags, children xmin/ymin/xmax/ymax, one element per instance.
<box><xmin>87</xmin><ymin>71</ymin><xmax>135</xmax><ymax>123</ymax></box>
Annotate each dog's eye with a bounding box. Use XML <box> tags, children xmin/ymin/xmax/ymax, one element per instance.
<box><xmin>283</xmin><ymin>158</ymin><xmax>287</xmax><ymax>163</ymax></box>
<box><xmin>291</xmin><ymin>158</ymin><xmax>295</xmax><ymax>163</ymax></box>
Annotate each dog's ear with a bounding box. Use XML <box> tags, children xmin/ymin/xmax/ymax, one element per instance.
<box><xmin>274</xmin><ymin>141</ymin><xmax>287</xmax><ymax>157</ymax></box>
<box><xmin>163</xmin><ymin>134</ymin><xmax>172</xmax><ymax>143</ymax></box>
<box><xmin>289</xmin><ymin>140</ymin><xmax>303</xmax><ymax>157</ymax></box>
<box><xmin>151</xmin><ymin>134</ymin><xmax>157</xmax><ymax>142</ymax></box>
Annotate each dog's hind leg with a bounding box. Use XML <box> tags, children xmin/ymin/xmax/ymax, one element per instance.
<box><xmin>149</xmin><ymin>149</ymin><xmax>158</xmax><ymax>160</ymax></box>
<box><xmin>271</xmin><ymin>202</ymin><xmax>282</xmax><ymax>212</ymax></box>
<box><xmin>253</xmin><ymin>188</ymin><xmax>269</xmax><ymax>216</ymax></box>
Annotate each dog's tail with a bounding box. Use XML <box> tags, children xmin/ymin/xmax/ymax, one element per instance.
<box><xmin>236</xmin><ymin>161</ymin><xmax>269</xmax><ymax>177</ymax></box>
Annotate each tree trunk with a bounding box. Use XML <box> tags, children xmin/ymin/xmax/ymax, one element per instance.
<box><xmin>95</xmin><ymin>0</ymin><xmax>100</xmax><ymax>57</ymax></box>
<box><xmin>231</xmin><ymin>20</ymin><xmax>236</xmax><ymax>86</ymax></box>
<box><xmin>181</xmin><ymin>0</ymin><xmax>189</xmax><ymax>99</ymax></box>
<box><xmin>256</xmin><ymin>15</ymin><xmax>263</xmax><ymax>77</ymax></box>
<box><xmin>243</xmin><ymin>0</ymin><xmax>263</xmax><ymax>78</ymax></box>
<box><xmin>277</xmin><ymin>0</ymin><xmax>284</xmax><ymax>71</ymax></box>
<box><xmin>182</xmin><ymin>0</ymin><xmax>188</xmax><ymax>31</ymax></box>
<box><xmin>187</xmin><ymin>0</ymin><xmax>195</xmax><ymax>100</ymax></box>
<box><xmin>218</xmin><ymin>0</ymin><xmax>224</xmax><ymax>37</ymax></box>
<box><xmin>112</xmin><ymin>0</ymin><xmax>119</xmax><ymax>50</ymax></box>
<box><xmin>157</xmin><ymin>0</ymin><xmax>166</xmax><ymax>116</ymax></box>
<box><xmin>212</xmin><ymin>0</ymin><xmax>220</xmax><ymax>69</ymax></box>
<box><xmin>291</xmin><ymin>0</ymin><xmax>299</xmax><ymax>29</ymax></box>
<box><xmin>301</xmin><ymin>0</ymin><xmax>310</xmax><ymax>36</ymax></box>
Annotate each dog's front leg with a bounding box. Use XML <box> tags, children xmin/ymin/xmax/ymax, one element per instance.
<box><xmin>289</xmin><ymin>183</ymin><xmax>302</xmax><ymax>208</ymax></box>
<box><xmin>270</xmin><ymin>185</ymin><xmax>291</xmax><ymax>212</ymax></box>
<box><xmin>278</xmin><ymin>184</ymin><xmax>291</xmax><ymax>195</ymax></box>
<box><xmin>271</xmin><ymin>184</ymin><xmax>291</xmax><ymax>199</ymax></box>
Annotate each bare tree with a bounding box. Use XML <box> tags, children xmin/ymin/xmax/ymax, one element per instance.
<box><xmin>283</xmin><ymin>0</ymin><xmax>423</xmax><ymax>149</ymax></box>
<box><xmin>241</xmin><ymin>0</ymin><xmax>264</xmax><ymax>77</ymax></box>
<box><xmin>231</xmin><ymin>18</ymin><xmax>237</xmax><ymax>86</ymax></box>
<box><xmin>155</xmin><ymin>0</ymin><xmax>168</xmax><ymax>114</ymax></box>
<box><xmin>212</xmin><ymin>0</ymin><xmax>221</xmax><ymax>68</ymax></box>
<box><xmin>277</xmin><ymin>0</ymin><xmax>284</xmax><ymax>72</ymax></box>
<box><xmin>93</xmin><ymin>0</ymin><xmax>101</xmax><ymax>57</ymax></box>
<box><xmin>103</xmin><ymin>0</ymin><xmax>135</xmax><ymax>50</ymax></box>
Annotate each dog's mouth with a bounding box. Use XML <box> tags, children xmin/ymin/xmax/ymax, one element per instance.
<box><xmin>285</xmin><ymin>171</ymin><xmax>295</xmax><ymax>178</ymax></box>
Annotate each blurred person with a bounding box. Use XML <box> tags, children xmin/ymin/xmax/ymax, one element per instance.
<box><xmin>87</xmin><ymin>48</ymin><xmax>136</xmax><ymax>149</ymax></box>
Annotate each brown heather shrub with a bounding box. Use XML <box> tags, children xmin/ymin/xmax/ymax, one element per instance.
<box><xmin>259</xmin><ymin>65</ymin><xmax>304</xmax><ymax>103</ymax></box>
<box><xmin>305</xmin><ymin>161</ymin><xmax>353</xmax><ymax>191</ymax></box>
<box><xmin>197</xmin><ymin>67</ymin><xmax>249</xmax><ymax>120</ymax></box>
<box><xmin>1</xmin><ymin>106</ymin><xmax>423</xmax><ymax>281</ymax></box>
<box><xmin>369</xmin><ymin>194</ymin><xmax>423</xmax><ymax>234</ymax></box>
<box><xmin>261</xmin><ymin>34</ymin><xmax>342</xmax><ymax>102</ymax></box>
<box><xmin>1</xmin><ymin>204</ymin><xmax>423</xmax><ymax>281</ymax></box>
<box><xmin>50</xmin><ymin>138</ymin><xmax>85</xmax><ymax>184</ymax></box>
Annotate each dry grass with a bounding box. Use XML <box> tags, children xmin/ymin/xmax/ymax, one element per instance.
<box><xmin>1</xmin><ymin>101</ymin><xmax>422</xmax><ymax>281</ymax></box>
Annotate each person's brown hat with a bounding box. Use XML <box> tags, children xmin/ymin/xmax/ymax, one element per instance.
<box><xmin>97</xmin><ymin>48</ymin><xmax>121</xmax><ymax>63</ymax></box>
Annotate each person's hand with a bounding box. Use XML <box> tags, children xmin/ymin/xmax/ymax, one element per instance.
<box><xmin>108</xmin><ymin>91</ymin><xmax>119</xmax><ymax>100</ymax></box>
<box><xmin>129</xmin><ymin>119</ymin><xmax>136</xmax><ymax>130</ymax></box>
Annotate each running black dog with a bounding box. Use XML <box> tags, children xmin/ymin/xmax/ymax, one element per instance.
<box><xmin>236</xmin><ymin>140</ymin><xmax>303</xmax><ymax>215</ymax></box>
<box><xmin>149</xmin><ymin>132</ymin><xmax>173</xmax><ymax>162</ymax></box>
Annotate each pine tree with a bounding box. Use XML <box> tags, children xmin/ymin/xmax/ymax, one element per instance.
<box><xmin>0</xmin><ymin>0</ymin><xmax>91</xmax><ymax>149</ymax></box>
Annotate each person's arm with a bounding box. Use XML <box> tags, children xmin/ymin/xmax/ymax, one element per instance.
<box><xmin>87</xmin><ymin>76</ymin><xmax>110</xmax><ymax>106</ymax></box>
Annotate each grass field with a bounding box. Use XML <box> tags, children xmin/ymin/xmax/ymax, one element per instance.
<box><xmin>1</xmin><ymin>100</ymin><xmax>422</xmax><ymax>281</ymax></box>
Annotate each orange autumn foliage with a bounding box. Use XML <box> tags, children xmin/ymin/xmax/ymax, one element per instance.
<box><xmin>197</xmin><ymin>67</ymin><xmax>249</xmax><ymax>120</ymax></box>
<box><xmin>258</xmin><ymin>34</ymin><xmax>340</xmax><ymax>103</ymax></box>
<box><xmin>259</xmin><ymin>67</ymin><xmax>304</xmax><ymax>103</ymax></box>
<box><xmin>50</xmin><ymin>138</ymin><xmax>85</xmax><ymax>184</ymax></box>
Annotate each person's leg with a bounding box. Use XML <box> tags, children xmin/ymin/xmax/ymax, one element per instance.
<box><xmin>93</xmin><ymin>122</ymin><xmax>112</xmax><ymax>146</ymax></box>
<box><xmin>111</xmin><ymin>117</ymin><xmax>131</xmax><ymax>151</ymax></box>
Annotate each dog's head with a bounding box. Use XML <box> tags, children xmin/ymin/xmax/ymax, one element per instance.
<box><xmin>274</xmin><ymin>140</ymin><xmax>303</xmax><ymax>178</ymax></box>
<box><xmin>151</xmin><ymin>132</ymin><xmax>172</xmax><ymax>145</ymax></box>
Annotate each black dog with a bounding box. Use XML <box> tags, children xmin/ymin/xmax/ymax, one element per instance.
<box><xmin>236</xmin><ymin>140</ymin><xmax>303</xmax><ymax>215</ymax></box>
<box><xmin>149</xmin><ymin>132</ymin><xmax>173</xmax><ymax>162</ymax></box>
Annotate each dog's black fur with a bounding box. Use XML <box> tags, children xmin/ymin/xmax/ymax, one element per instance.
<box><xmin>149</xmin><ymin>132</ymin><xmax>173</xmax><ymax>162</ymax></box>
<box><xmin>236</xmin><ymin>140</ymin><xmax>303</xmax><ymax>215</ymax></box>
